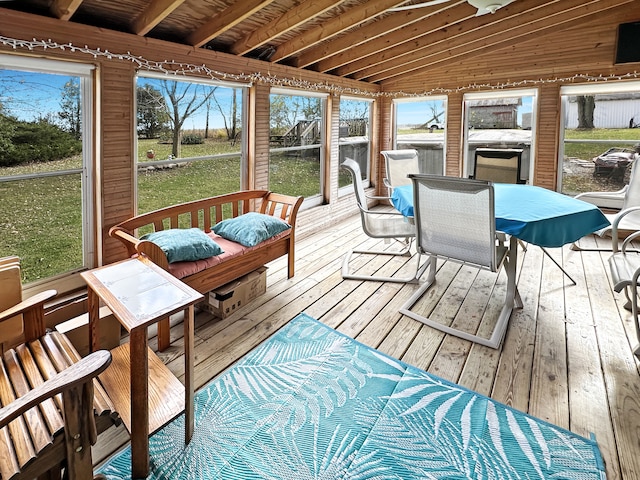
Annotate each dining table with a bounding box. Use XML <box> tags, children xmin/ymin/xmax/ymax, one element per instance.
<box><xmin>390</xmin><ymin>183</ymin><xmax>611</xmax><ymax>249</ymax></box>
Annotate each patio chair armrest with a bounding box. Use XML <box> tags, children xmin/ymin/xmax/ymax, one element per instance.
<box><xmin>0</xmin><ymin>289</ymin><xmax>56</xmax><ymax>325</ymax></box>
<box><xmin>621</xmin><ymin>230</ymin><xmax>640</xmax><ymax>253</ymax></box>
<box><xmin>0</xmin><ymin>350</ymin><xmax>112</xmax><ymax>428</ymax></box>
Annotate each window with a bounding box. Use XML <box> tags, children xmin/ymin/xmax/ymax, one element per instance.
<box><xmin>559</xmin><ymin>82</ymin><xmax>640</xmax><ymax>195</ymax></box>
<box><xmin>462</xmin><ymin>89</ymin><xmax>536</xmax><ymax>183</ymax></box>
<box><xmin>136</xmin><ymin>74</ymin><xmax>247</xmax><ymax>214</ymax></box>
<box><xmin>269</xmin><ymin>88</ymin><xmax>326</xmax><ymax>207</ymax></box>
<box><xmin>0</xmin><ymin>55</ymin><xmax>94</xmax><ymax>287</ymax></box>
<box><xmin>393</xmin><ymin>96</ymin><xmax>446</xmax><ymax>175</ymax></box>
<box><xmin>338</xmin><ymin>97</ymin><xmax>372</xmax><ymax>194</ymax></box>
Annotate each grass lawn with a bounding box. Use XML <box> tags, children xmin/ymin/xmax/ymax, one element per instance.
<box><xmin>1</xmin><ymin>138</ymin><xmax>320</xmax><ymax>282</ymax></box>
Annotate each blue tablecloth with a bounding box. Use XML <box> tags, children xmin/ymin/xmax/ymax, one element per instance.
<box><xmin>390</xmin><ymin>183</ymin><xmax>611</xmax><ymax>248</ymax></box>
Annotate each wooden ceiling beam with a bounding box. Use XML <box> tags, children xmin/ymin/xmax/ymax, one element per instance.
<box><xmin>371</xmin><ymin>0</ymin><xmax>636</xmax><ymax>83</ymax></box>
<box><xmin>185</xmin><ymin>0</ymin><xmax>275</xmax><ymax>48</ymax></box>
<box><xmin>269</xmin><ymin>0</ymin><xmax>411</xmax><ymax>63</ymax></box>
<box><xmin>325</xmin><ymin>1</ymin><xmax>478</xmax><ymax>75</ymax></box>
<box><xmin>230</xmin><ymin>0</ymin><xmax>346</xmax><ymax>56</ymax></box>
<box><xmin>49</xmin><ymin>0</ymin><xmax>83</xmax><ymax>21</ymax></box>
<box><xmin>131</xmin><ymin>0</ymin><xmax>186</xmax><ymax>36</ymax></box>
<box><xmin>334</xmin><ymin>0</ymin><xmax>556</xmax><ymax>77</ymax></box>
<box><xmin>292</xmin><ymin>0</ymin><xmax>468</xmax><ymax>69</ymax></box>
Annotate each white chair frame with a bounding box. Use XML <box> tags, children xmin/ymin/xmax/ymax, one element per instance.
<box><xmin>399</xmin><ymin>174</ymin><xmax>522</xmax><ymax>349</ymax></box>
<box><xmin>341</xmin><ymin>158</ymin><xmax>430</xmax><ymax>283</ymax></box>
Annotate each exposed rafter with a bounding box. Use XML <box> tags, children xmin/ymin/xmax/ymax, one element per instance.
<box><xmin>2</xmin><ymin>0</ymin><xmax>638</xmax><ymax>86</ymax></box>
<box><xmin>186</xmin><ymin>0</ymin><xmax>276</xmax><ymax>48</ymax></box>
<box><xmin>49</xmin><ymin>0</ymin><xmax>83</xmax><ymax>21</ymax></box>
<box><xmin>230</xmin><ymin>0</ymin><xmax>346</xmax><ymax>56</ymax></box>
<box><xmin>132</xmin><ymin>0</ymin><xmax>186</xmax><ymax>36</ymax></box>
<box><xmin>269</xmin><ymin>0</ymin><xmax>411</xmax><ymax>63</ymax></box>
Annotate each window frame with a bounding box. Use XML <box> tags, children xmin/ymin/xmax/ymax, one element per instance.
<box><xmin>269</xmin><ymin>87</ymin><xmax>328</xmax><ymax>208</ymax></box>
<box><xmin>338</xmin><ymin>95</ymin><xmax>373</xmax><ymax>197</ymax></box>
<box><xmin>392</xmin><ymin>95</ymin><xmax>447</xmax><ymax>176</ymax></box>
<box><xmin>134</xmin><ymin>72</ymin><xmax>250</xmax><ymax>213</ymax></box>
<box><xmin>0</xmin><ymin>53</ymin><xmax>96</xmax><ymax>295</ymax></box>
<box><xmin>462</xmin><ymin>88</ymin><xmax>537</xmax><ymax>183</ymax></box>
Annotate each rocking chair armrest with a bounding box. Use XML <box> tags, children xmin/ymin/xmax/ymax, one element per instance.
<box><xmin>0</xmin><ymin>350</ymin><xmax>112</xmax><ymax>428</ymax></box>
<box><xmin>0</xmin><ymin>289</ymin><xmax>57</xmax><ymax>324</ymax></box>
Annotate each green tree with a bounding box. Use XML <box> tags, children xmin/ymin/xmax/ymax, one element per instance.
<box><xmin>58</xmin><ymin>78</ymin><xmax>81</xmax><ymax>140</ymax></box>
<box><xmin>137</xmin><ymin>84</ymin><xmax>169</xmax><ymax>139</ymax></box>
<box><xmin>577</xmin><ymin>95</ymin><xmax>595</xmax><ymax>130</ymax></box>
<box><xmin>0</xmin><ymin>113</ymin><xmax>17</xmax><ymax>161</ymax></box>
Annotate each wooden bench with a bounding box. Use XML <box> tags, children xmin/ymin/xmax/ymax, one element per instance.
<box><xmin>109</xmin><ymin>190</ymin><xmax>303</xmax><ymax>350</ymax></box>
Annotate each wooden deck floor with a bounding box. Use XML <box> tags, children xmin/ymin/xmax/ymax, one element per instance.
<box><xmin>95</xmin><ymin>208</ymin><xmax>640</xmax><ymax>480</ymax></box>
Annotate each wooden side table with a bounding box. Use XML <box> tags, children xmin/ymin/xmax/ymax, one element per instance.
<box><xmin>81</xmin><ymin>257</ymin><xmax>203</xmax><ymax>478</ymax></box>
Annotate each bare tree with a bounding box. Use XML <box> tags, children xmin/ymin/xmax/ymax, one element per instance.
<box><xmin>212</xmin><ymin>88</ymin><xmax>240</xmax><ymax>143</ymax></box>
<box><xmin>159</xmin><ymin>80</ymin><xmax>216</xmax><ymax>158</ymax></box>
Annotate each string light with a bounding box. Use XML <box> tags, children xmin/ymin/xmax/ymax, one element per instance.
<box><xmin>1</xmin><ymin>35</ymin><xmax>639</xmax><ymax>98</ymax></box>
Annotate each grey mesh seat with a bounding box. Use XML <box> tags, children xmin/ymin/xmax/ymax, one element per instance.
<box><xmin>574</xmin><ymin>157</ymin><xmax>640</xmax><ymax>252</ymax></box>
<box><xmin>341</xmin><ymin>158</ymin><xmax>429</xmax><ymax>283</ymax></box>
<box><xmin>399</xmin><ymin>174</ymin><xmax>521</xmax><ymax>349</ymax></box>
<box><xmin>608</xmin><ymin>230</ymin><xmax>640</xmax><ymax>359</ymax></box>
<box><xmin>381</xmin><ymin>149</ymin><xmax>419</xmax><ymax>195</ymax></box>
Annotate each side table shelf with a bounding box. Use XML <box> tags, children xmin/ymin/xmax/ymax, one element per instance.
<box><xmin>81</xmin><ymin>257</ymin><xmax>203</xmax><ymax>478</ymax></box>
<box><xmin>99</xmin><ymin>343</ymin><xmax>185</xmax><ymax>435</ymax></box>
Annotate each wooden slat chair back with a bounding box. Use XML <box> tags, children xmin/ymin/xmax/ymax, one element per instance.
<box><xmin>0</xmin><ymin>257</ymin><xmax>120</xmax><ymax>480</ymax></box>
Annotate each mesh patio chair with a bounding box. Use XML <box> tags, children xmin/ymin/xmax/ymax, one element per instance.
<box><xmin>381</xmin><ymin>149</ymin><xmax>420</xmax><ymax>196</ymax></box>
<box><xmin>341</xmin><ymin>158</ymin><xmax>429</xmax><ymax>283</ymax></box>
<box><xmin>608</xmin><ymin>230</ymin><xmax>640</xmax><ymax>359</ymax></box>
<box><xmin>573</xmin><ymin>155</ymin><xmax>640</xmax><ymax>252</ymax></box>
<box><xmin>471</xmin><ymin>149</ymin><xmax>576</xmax><ymax>284</ymax></box>
<box><xmin>399</xmin><ymin>175</ymin><xmax>521</xmax><ymax>349</ymax></box>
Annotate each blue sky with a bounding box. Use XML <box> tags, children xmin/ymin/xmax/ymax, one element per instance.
<box><xmin>1</xmin><ymin>68</ymin><xmax>533</xmax><ymax>129</ymax></box>
<box><xmin>0</xmin><ymin>69</ymin><xmax>73</xmax><ymax>121</ymax></box>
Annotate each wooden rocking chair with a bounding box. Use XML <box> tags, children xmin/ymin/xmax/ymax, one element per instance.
<box><xmin>0</xmin><ymin>256</ymin><xmax>120</xmax><ymax>480</ymax></box>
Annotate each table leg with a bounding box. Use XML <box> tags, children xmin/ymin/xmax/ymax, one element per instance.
<box><xmin>509</xmin><ymin>236</ymin><xmax>523</xmax><ymax>309</ymax></box>
<box><xmin>184</xmin><ymin>305</ymin><xmax>194</xmax><ymax>443</ymax></box>
<box><xmin>130</xmin><ymin>328</ymin><xmax>149</xmax><ymax>479</ymax></box>
<box><xmin>87</xmin><ymin>288</ymin><xmax>100</xmax><ymax>353</ymax></box>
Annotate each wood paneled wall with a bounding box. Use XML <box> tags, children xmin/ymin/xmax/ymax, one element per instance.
<box><xmin>0</xmin><ymin>9</ymin><xmax>377</xmax><ymax>280</ymax></box>
<box><xmin>382</xmin><ymin>4</ymin><xmax>640</xmax><ymax>189</ymax></box>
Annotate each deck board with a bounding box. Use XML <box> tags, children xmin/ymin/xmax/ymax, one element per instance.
<box><xmin>94</xmin><ymin>208</ymin><xmax>640</xmax><ymax>479</ymax></box>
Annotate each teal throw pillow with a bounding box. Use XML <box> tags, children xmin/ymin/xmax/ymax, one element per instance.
<box><xmin>140</xmin><ymin>228</ymin><xmax>224</xmax><ymax>263</ymax></box>
<box><xmin>213</xmin><ymin>212</ymin><xmax>291</xmax><ymax>247</ymax></box>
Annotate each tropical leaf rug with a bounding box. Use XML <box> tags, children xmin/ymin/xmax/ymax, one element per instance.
<box><xmin>97</xmin><ymin>312</ymin><xmax>605</xmax><ymax>479</ymax></box>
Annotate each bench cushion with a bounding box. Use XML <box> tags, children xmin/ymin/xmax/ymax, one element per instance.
<box><xmin>213</xmin><ymin>212</ymin><xmax>291</xmax><ymax>247</ymax></box>
<box><xmin>141</xmin><ymin>228</ymin><xmax>224</xmax><ymax>263</ymax></box>
<box><xmin>167</xmin><ymin>230</ymin><xmax>290</xmax><ymax>279</ymax></box>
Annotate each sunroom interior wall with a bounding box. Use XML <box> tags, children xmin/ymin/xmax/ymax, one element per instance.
<box><xmin>381</xmin><ymin>4</ymin><xmax>640</xmax><ymax>189</ymax></box>
<box><xmin>0</xmin><ymin>8</ymin><xmax>379</xmax><ymax>271</ymax></box>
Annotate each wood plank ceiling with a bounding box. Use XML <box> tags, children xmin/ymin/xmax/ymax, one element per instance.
<box><xmin>0</xmin><ymin>0</ymin><xmax>636</xmax><ymax>85</ymax></box>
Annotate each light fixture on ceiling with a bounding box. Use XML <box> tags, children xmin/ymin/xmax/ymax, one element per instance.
<box><xmin>468</xmin><ymin>0</ymin><xmax>515</xmax><ymax>15</ymax></box>
<box><xmin>389</xmin><ymin>0</ymin><xmax>515</xmax><ymax>16</ymax></box>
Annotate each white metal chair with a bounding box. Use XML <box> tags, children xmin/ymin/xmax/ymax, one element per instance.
<box><xmin>471</xmin><ymin>149</ymin><xmax>576</xmax><ymax>284</ymax></box>
<box><xmin>341</xmin><ymin>158</ymin><xmax>429</xmax><ymax>283</ymax></box>
<box><xmin>399</xmin><ymin>175</ymin><xmax>521</xmax><ymax>349</ymax></box>
<box><xmin>381</xmin><ymin>149</ymin><xmax>419</xmax><ymax>195</ymax></box>
<box><xmin>608</xmin><ymin>230</ymin><xmax>640</xmax><ymax>359</ymax></box>
<box><xmin>574</xmin><ymin>157</ymin><xmax>640</xmax><ymax>252</ymax></box>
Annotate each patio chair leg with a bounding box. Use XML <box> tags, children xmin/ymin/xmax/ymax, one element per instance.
<box><xmin>342</xmin><ymin>245</ymin><xmax>431</xmax><ymax>284</ymax></box>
